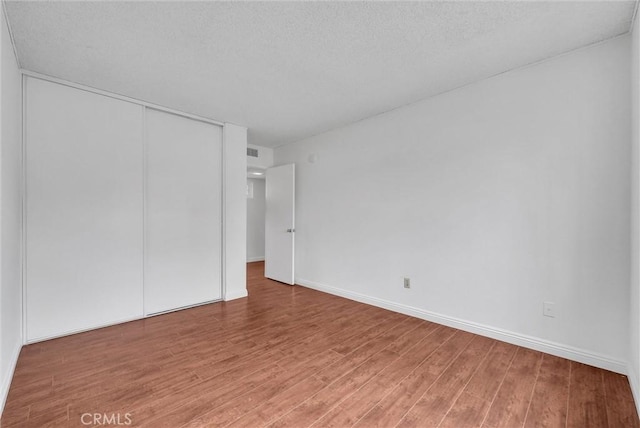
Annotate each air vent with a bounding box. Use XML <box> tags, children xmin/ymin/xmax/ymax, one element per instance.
<box><xmin>247</xmin><ymin>148</ymin><xmax>259</xmax><ymax>158</ymax></box>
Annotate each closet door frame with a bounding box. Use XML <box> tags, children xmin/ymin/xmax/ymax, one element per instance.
<box><xmin>142</xmin><ymin>107</ymin><xmax>224</xmax><ymax>316</ymax></box>
<box><xmin>21</xmin><ymin>72</ymin><xmax>229</xmax><ymax>342</ymax></box>
<box><xmin>23</xmin><ymin>76</ymin><xmax>146</xmax><ymax>342</ymax></box>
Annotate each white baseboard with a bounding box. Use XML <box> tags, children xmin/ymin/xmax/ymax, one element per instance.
<box><xmin>26</xmin><ymin>314</ymin><xmax>144</xmax><ymax>344</ymax></box>
<box><xmin>247</xmin><ymin>256</ymin><xmax>265</xmax><ymax>263</ymax></box>
<box><xmin>0</xmin><ymin>342</ymin><xmax>21</xmax><ymax>415</ymax></box>
<box><xmin>224</xmin><ymin>288</ymin><xmax>248</xmax><ymax>301</ymax></box>
<box><xmin>296</xmin><ymin>278</ymin><xmax>628</xmax><ymax>374</ymax></box>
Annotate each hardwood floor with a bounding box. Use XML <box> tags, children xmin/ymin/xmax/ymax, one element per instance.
<box><xmin>2</xmin><ymin>261</ymin><xmax>638</xmax><ymax>427</ymax></box>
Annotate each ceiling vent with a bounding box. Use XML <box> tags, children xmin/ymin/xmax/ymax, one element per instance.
<box><xmin>247</xmin><ymin>148</ymin><xmax>259</xmax><ymax>158</ymax></box>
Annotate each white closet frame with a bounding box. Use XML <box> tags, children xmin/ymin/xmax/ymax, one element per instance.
<box><xmin>21</xmin><ymin>71</ymin><xmax>232</xmax><ymax>343</ymax></box>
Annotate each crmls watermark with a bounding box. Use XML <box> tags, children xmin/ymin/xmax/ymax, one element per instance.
<box><xmin>80</xmin><ymin>412</ymin><xmax>133</xmax><ymax>426</ymax></box>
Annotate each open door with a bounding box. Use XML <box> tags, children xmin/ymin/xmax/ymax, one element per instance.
<box><xmin>265</xmin><ymin>164</ymin><xmax>295</xmax><ymax>284</ymax></box>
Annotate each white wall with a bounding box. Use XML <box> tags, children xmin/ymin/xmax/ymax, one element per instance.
<box><xmin>224</xmin><ymin>123</ymin><xmax>248</xmax><ymax>300</ymax></box>
<box><xmin>247</xmin><ymin>144</ymin><xmax>274</xmax><ymax>170</ymax></box>
<box><xmin>0</xmin><ymin>6</ymin><xmax>22</xmax><ymax>413</ymax></box>
<box><xmin>276</xmin><ymin>36</ymin><xmax>631</xmax><ymax>372</ymax></box>
<box><xmin>247</xmin><ymin>178</ymin><xmax>266</xmax><ymax>262</ymax></box>
<box><xmin>629</xmin><ymin>7</ymin><xmax>640</xmax><ymax>412</ymax></box>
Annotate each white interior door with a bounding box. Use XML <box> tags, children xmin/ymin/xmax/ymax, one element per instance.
<box><xmin>145</xmin><ymin>109</ymin><xmax>223</xmax><ymax>314</ymax></box>
<box><xmin>265</xmin><ymin>164</ymin><xmax>295</xmax><ymax>284</ymax></box>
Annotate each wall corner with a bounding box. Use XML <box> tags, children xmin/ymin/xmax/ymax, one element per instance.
<box><xmin>223</xmin><ymin>123</ymin><xmax>248</xmax><ymax>301</ymax></box>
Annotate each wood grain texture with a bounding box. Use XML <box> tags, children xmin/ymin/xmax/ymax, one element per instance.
<box><xmin>1</xmin><ymin>262</ymin><xmax>637</xmax><ymax>428</ymax></box>
<box><xmin>567</xmin><ymin>362</ymin><xmax>609</xmax><ymax>428</ymax></box>
<box><xmin>602</xmin><ymin>369</ymin><xmax>640</xmax><ymax>428</ymax></box>
<box><xmin>483</xmin><ymin>347</ymin><xmax>544</xmax><ymax>428</ymax></box>
<box><xmin>396</xmin><ymin>336</ymin><xmax>495</xmax><ymax>427</ymax></box>
<box><xmin>438</xmin><ymin>341</ymin><xmax>517</xmax><ymax>428</ymax></box>
<box><xmin>524</xmin><ymin>354</ymin><xmax>571</xmax><ymax>428</ymax></box>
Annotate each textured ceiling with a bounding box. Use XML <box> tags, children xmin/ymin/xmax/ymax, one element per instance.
<box><xmin>4</xmin><ymin>1</ymin><xmax>637</xmax><ymax>147</ymax></box>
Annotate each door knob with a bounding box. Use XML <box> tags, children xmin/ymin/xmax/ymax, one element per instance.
<box><xmin>286</xmin><ymin>228</ymin><xmax>295</xmax><ymax>233</ymax></box>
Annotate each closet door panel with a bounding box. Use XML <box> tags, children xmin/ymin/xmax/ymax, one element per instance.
<box><xmin>25</xmin><ymin>77</ymin><xmax>144</xmax><ymax>342</ymax></box>
<box><xmin>145</xmin><ymin>109</ymin><xmax>222</xmax><ymax>314</ymax></box>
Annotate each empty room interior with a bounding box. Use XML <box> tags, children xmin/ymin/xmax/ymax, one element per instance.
<box><xmin>2</xmin><ymin>0</ymin><xmax>640</xmax><ymax>427</ymax></box>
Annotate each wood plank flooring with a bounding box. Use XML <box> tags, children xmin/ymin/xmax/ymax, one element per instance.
<box><xmin>2</xmin><ymin>261</ymin><xmax>638</xmax><ymax>427</ymax></box>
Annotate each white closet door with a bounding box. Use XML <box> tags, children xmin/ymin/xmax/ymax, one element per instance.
<box><xmin>25</xmin><ymin>77</ymin><xmax>144</xmax><ymax>342</ymax></box>
<box><xmin>144</xmin><ymin>109</ymin><xmax>222</xmax><ymax>314</ymax></box>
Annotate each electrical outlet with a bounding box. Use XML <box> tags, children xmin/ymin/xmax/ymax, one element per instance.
<box><xmin>404</xmin><ymin>277</ymin><xmax>410</xmax><ymax>289</ymax></box>
<box><xmin>543</xmin><ymin>301</ymin><xmax>555</xmax><ymax>318</ymax></box>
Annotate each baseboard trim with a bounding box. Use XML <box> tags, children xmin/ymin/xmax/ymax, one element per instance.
<box><xmin>247</xmin><ymin>256</ymin><xmax>265</xmax><ymax>263</ymax></box>
<box><xmin>26</xmin><ymin>314</ymin><xmax>145</xmax><ymax>344</ymax></box>
<box><xmin>224</xmin><ymin>288</ymin><xmax>248</xmax><ymax>301</ymax></box>
<box><xmin>0</xmin><ymin>342</ymin><xmax>21</xmax><ymax>415</ymax></box>
<box><xmin>296</xmin><ymin>278</ymin><xmax>627</xmax><ymax>374</ymax></box>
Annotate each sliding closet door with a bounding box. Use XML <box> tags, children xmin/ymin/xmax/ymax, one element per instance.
<box><xmin>144</xmin><ymin>109</ymin><xmax>222</xmax><ymax>314</ymax></box>
<box><xmin>25</xmin><ymin>78</ymin><xmax>144</xmax><ymax>342</ymax></box>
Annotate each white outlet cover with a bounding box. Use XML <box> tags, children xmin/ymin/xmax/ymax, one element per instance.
<box><xmin>543</xmin><ymin>301</ymin><xmax>555</xmax><ymax>318</ymax></box>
